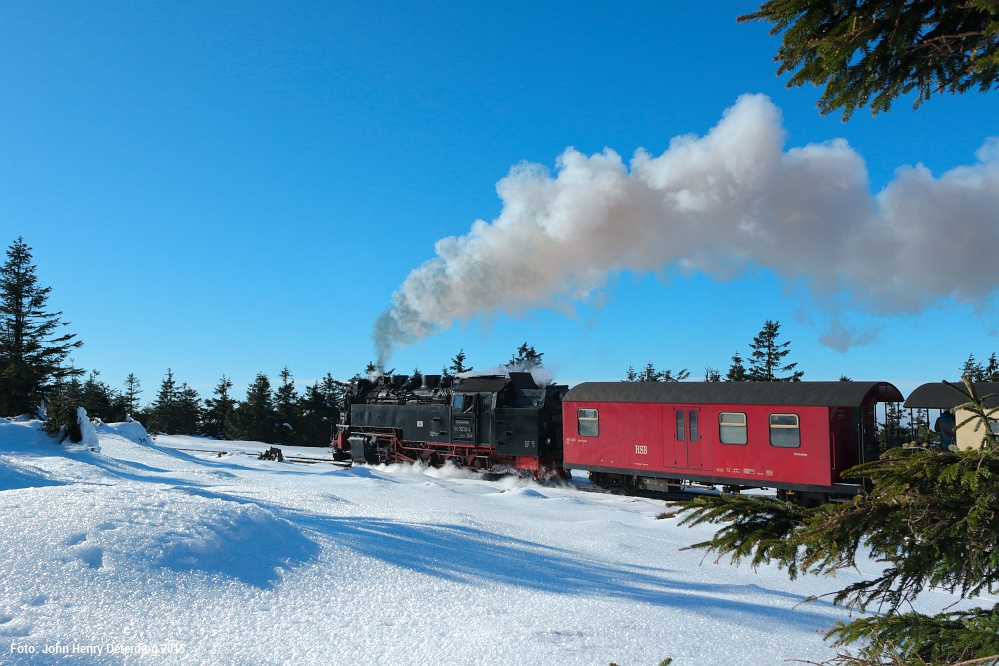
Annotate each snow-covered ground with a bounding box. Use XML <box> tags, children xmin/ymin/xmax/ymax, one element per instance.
<box><xmin>0</xmin><ymin>420</ymin><xmax>991</xmax><ymax>665</ymax></box>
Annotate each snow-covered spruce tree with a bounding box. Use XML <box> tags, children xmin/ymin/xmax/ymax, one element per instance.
<box><xmin>674</xmin><ymin>378</ymin><xmax>999</xmax><ymax>665</ymax></box>
<box><xmin>41</xmin><ymin>374</ymin><xmax>84</xmax><ymax>441</ymax></box>
<box><xmin>0</xmin><ymin>237</ymin><xmax>82</xmax><ymax>416</ymax></box>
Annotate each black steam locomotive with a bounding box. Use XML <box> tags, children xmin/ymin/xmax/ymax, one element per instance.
<box><xmin>333</xmin><ymin>372</ymin><xmax>569</xmax><ymax>477</ymax></box>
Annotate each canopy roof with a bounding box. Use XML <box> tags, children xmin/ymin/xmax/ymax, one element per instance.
<box><xmin>564</xmin><ymin>381</ymin><xmax>903</xmax><ymax>407</ymax></box>
<box><xmin>455</xmin><ymin>372</ymin><xmax>539</xmax><ymax>393</ymax></box>
<box><xmin>903</xmin><ymin>382</ymin><xmax>999</xmax><ymax>409</ymax></box>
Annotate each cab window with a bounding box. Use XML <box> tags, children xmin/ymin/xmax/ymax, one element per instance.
<box><xmin>452</xmin><ymin>394</ymin><xmax>474</xmax><ymax>411</ymax></box>
<box><xmin>769</xmin><ymin>413</ymin><xmax>800</xmax><ymax>448</ymax></box>
<box><xmin>719</xmin><ymin>412</ymin><xmax>747</xmax><ymax>445</ymax></box>
<box><xmin>578</xmin><ymin>408</ymin><xmax>599</xmax><ymax>437</ymax></box>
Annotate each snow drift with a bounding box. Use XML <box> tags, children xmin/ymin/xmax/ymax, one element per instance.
<box><xmin>374</xmin><ymin>94</ymin><xmax>999</xmax><ymax>359</ymax></box>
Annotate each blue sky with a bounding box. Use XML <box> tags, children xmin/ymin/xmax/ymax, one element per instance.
<box><xmin>2</xmin><ymin>1</ymin><xmax>997</xmax><ymax>399</ymax></box>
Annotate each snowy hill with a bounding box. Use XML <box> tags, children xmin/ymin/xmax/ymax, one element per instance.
<box><xmin>0</xmin><ymin>419</ymin><xmax>989</xmax><ymax>665</ymax></box>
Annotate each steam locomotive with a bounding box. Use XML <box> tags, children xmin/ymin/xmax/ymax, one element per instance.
<box><xmin>333</xmin><ymin>372</ymin><xmax>570</xmax><ymax>476</ymax></box>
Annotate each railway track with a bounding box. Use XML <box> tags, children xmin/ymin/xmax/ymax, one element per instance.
<box><xmin>174</xmin><ymin>444</ymin><xmax>715</xmax><ymax>501</ymax></box>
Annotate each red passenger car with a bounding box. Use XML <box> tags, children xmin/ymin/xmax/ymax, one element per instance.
<box><xmin>562</xmin><ymin>381</ymin><xmax>903</xmax><ymax>503</ymax></box>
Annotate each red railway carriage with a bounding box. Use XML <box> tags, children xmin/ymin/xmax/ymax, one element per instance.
<box><xmin>562</xmin><ymin>381</ymin><xmax>903</xmax><ymax>502</ymax></box>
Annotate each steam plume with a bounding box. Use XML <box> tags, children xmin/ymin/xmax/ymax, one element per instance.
<box><xmin>375</xmin><ymin>94</ymin><xmax>999</xmax><ymax>360</ymax></box>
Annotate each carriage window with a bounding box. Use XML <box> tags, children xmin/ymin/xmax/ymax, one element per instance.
<box><xmin>577</xmin><ymin>408</ymin><xmax>599</xmax><ymax>437</ymax></box>
<box><xmin>719</xmin><ymin>412</ymin><xmax>747</xmax><ymax>445</ymax></box>
<box><xmin>689</xmin><ymin>411</ymin><xmax>698</xmax><ymax>442</ymax></box>
<box><xmin>769</xmin><ymin>413</ymin><xmax>800</xmax><ymax>448</ymax></box>
<box><xmin>675</xmin><ymin>410</ymin><xmax>685</xmax><ymax>441</ymax></box>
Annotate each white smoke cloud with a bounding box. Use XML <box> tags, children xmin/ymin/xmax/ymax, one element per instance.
<box><xmin>374</xmin><ymin>94</ymin><xmax>999</xmax><ymax>360</ymax></box>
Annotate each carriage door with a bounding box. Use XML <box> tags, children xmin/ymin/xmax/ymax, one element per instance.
<box><xmin>685</xmin><ymin>408</ymin><xmax>702</xmax><ymax>470</ymax></box>
<box><xmin>668</xmin><ymin>407</ymin><xmax>687</xmax><ymax>468</ymax></box>
<box><xmin>670</xmin><ymin>407</ymin><xmax>701</xmax><ymax>470</ymax></box>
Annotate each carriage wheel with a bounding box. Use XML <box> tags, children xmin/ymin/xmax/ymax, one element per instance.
<box><xmin>589</xmin><ymin>472</ymin><xmax>611</xmax><ymax>489</ymax></box>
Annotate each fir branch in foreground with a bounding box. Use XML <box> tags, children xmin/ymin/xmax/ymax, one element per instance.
<box><xmin>675</xmin><ymin>442</ymin><xmax>999</xmax><ymax>664</ymax></box>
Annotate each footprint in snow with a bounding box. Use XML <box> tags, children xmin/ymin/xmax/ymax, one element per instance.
<box><xmin>77</xmin><ymin>547</ymin><xmax>104</xmax><ymax>569</ymax></box>
<box><xmin>65</xmin><ymin>532</ymin><xmax>87</xmax><ymax>546</ymax></box>
<box><xmin>96</xmin><ymin>522</ymin><xmax>117</xmax><ymax>531</ymax></box>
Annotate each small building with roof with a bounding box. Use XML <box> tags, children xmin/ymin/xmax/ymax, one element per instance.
<box><xmin>903</xmin><ymin>382</ymin><xmax>999</xmax><ymax>451</ymax></box>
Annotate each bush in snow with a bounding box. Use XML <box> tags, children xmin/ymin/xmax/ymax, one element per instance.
<box><xmin>42</xmin><ymin>381</ymin><xmax>83</xmax><ymax>442</ymax></box>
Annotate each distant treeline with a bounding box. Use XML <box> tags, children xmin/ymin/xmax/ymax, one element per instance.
<box><xmin>625</xmin><ymin>319</ymin><xmax>805</xmax><ymax>383</ymax></box>
<box><xmin>46</xmin><ymin>367</ymin><xmax>344</xmax><ymax>447</ymax></box>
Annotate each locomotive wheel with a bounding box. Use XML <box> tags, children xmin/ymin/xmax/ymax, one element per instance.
<box><xmin>424</xmin><ymin>452</ymin><xmax>441</xmax><ymax>468</ymax></box>
<box><xmin>621</xmin><ymin>476</ymin><xmax>639</xmax><ymax>493</ymax></box>
<box><xmin>589</xmin><ymin>472</ymin><xmax>611</xmax><ymax>489</ymax></box>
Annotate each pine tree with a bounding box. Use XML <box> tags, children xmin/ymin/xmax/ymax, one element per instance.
<box><xmin>704</xmin><ymin>366</ymin><xmax>722</xmax><ymax>382</ymax></box>
<box><xmin>230</xmin><ymin>372</ymin><xmax>276</xmax><ymax>443</ymax></box>
<box><xmin>725</xmin><ymin>352</ymin><xmax>748</xmax><ymax>382</ymax></box>
<box><xmin>739</xmin><ymin>0</ymin><xmax>999</xmax><ymax>119</ymax></box>
<box><xmin>673</xmin><ymin>378</ymin><xmax>999</xmax><ymax>665</ymax></box>
<box><xmin>963</xmin><ymin>353</ymin><xmax>983</xmax><ymax>381</ymax></box>
<box><xmin>445</xmin><ymin>349</ymin><xmax>473</xmax><ymax>376</ymax></box>
<box><xmin>507</xmin><ymin>343</ymin><xmax>543</xmax><ymax>368</ymax></box>
<box><xmin>147</xmin><ymin>369</ymin><xmax>179</xmax><ymax>434</ymax></box>
<box><xmin>961</xmin><ymin>352</ymin><xmax>999</xmax><ymax>382</ymax></box>
<box><xmin>0</xmin><ymin>237</ymin><xmax>83</xmax><ymax>416</ymax></box>
<box><xmin>624</xmin><ymin>362</ymin><xmax>690</xmax><ymax>382</ymax></box>
<box><xmin>297</xmin><ymin>372</ymin><xmax>343</xmax><ymax>447</ymax></box>
<box><xmin>273</xmin><ymin>366</ymin><xmax>300</xmax><ymax>445</ymax></box>
<box><xmin>80</xmin><ymin>370</ymin><xmax>126</xmax><ymax>423</ymax></box>
<box><xmin>202</xmin><ymin>375</ymin><xmax>235</xmax><ymax>440</ymax></box>
<box><xmin>123</xmin><ymin>373</ymin><xmax>142</xmax><ymax>416</ymax></box>
<box><xmin>174</xmin><ymin>383</ymin><xmax>201</xmax><ymax>435</ymax></box>
<box><xmin>747</xmin><ymin>320</ymin><xmax>803</xmax><ymax>382</ymax></box>
<box><xmin>985</xmin><ymin>353</ymin><xmax>999</xmax><ymax>382</ymax></box>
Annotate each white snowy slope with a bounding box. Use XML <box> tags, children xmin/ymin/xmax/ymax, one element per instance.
<box><xmin>0</xmin><ymin>420</ymin><xmax>992</xmax><ymax>666</ymax></box>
